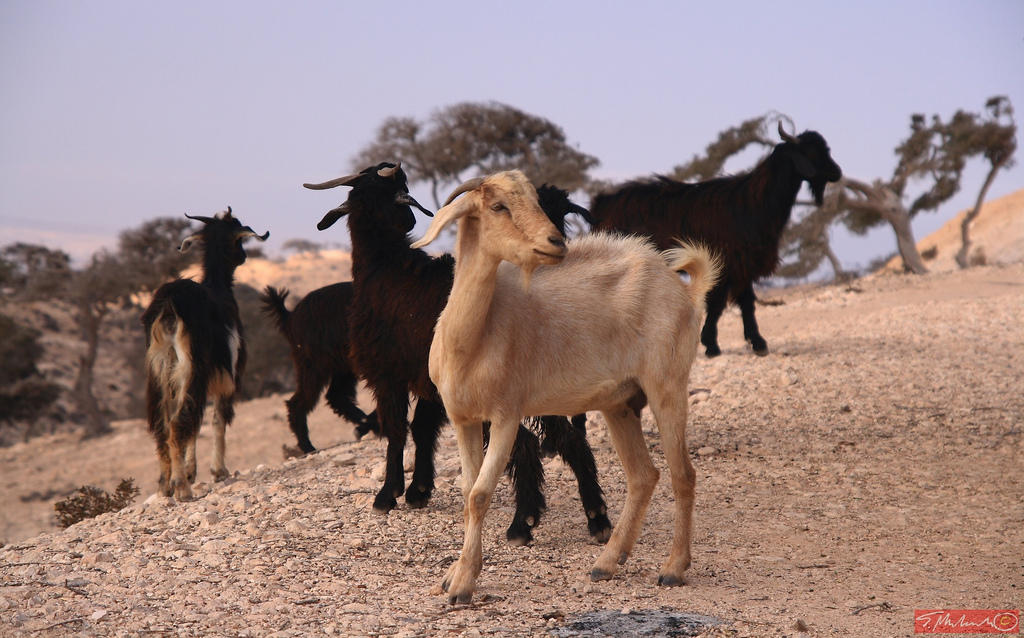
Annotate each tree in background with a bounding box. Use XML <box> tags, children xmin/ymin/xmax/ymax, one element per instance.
<box><xmin>68</xmin><ymin>250</ymin><xmax>130</xmax><ymax>437</ymax></box>
<box><xmin>352</xmin><ymin>101</ymin><xmax>599</xmax><ymax>208</ymax></box>
<box><xmin>950</xmin><ymin>97</ymin><xmax>1017</xmax><ymax>268</ymax></box>
<box><xmin>0</xmin><ymin>313</ymin><xmax>61</xmax><ymax>436</ymax></box>
<box><xmin>117</xmin><ymin>216</ymin><xmax>195</xmax><ymax>293</ymax></box>
<box><xmin>0</xmin><ymin>243</ymin><xmax>72</xmax><ymax>299</ymax></box>
<box><xmin>819</xmin><ymin>96</ymin><xmax>1017</xmax><ymax>274</ymax></box>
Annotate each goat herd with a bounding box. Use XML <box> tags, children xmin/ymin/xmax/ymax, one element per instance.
<box><xmin>141</xmin><ymin>123</ymin><xmax>841</xmax><ymax>604</ymax></box>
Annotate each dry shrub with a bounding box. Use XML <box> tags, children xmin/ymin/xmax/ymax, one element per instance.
<box><xmin>54</xmin><ymin>478</ymin><xmax>140</xmax><ymax>528</ymax></box>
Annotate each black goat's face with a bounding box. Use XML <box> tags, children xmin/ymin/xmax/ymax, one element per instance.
<box><xmin>304</xmin><ymin>161</ymin><xmax>432</xmax><ymax>235</ymax></box>
<box><xmin>535</xmin><ymin>184</ymin><xmax>593</xmax><ymax>236</ymax></box>
<box><xmin>782</xmin><ymin>131</ymin><xmax>842</xmax><ymax>205</ymax></box>
<box><xmin>179</xmin><ymin>208</ymin><xmax>270</xmax><ymax>266</ymax></box>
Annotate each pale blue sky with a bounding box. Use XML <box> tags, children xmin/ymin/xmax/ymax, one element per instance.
<box><xmin>1</xmin><ymin>1</ymin><xmax>1021</xmax><ymax>272</ymax></box>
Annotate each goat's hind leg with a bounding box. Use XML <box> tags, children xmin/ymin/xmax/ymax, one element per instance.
<box><xmin>211</xmin><ymin>396</ymin><xmax>234</xmax><ymax>482</ymax></box>
<box><xmin>737</xmin><ymin>283</ymin><xmax>768</xmax><ymax>355</ymax></box>
<box><xmin>700</xmin><ymin>283</ymin><xmax>729</xmax><ymax>358</ymax></box>
<box><xmin>503</xmin><ymin>423</ymin><xmax>545</xmax><ymax>545</ymax></box>
<box><xmin>286</xmin><ymin>365</ymin><xmax>326</xmax><ymax>454</ymax></box>
<box><xmin>648</xmin><ymin>389</ymin><xmax>695</xmax><ymax>586</ymax></box>
<box><xmin>539</xmin><ymin>414</ymin><xmax>612</xmax><ymax>542</ymax></box>
<box><xmin>591</xmin><ymin>405</ymin><xmax>658</xmax><ymax>581</ymax></box>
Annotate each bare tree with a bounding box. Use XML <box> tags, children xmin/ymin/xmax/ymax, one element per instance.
<box><xmin>835</xmin><ymin>97</ymin><xmax>1017</xmax><ymax>274</ymax></box>
<box><xmin>951</xmin><ymin>97</ymin><xmax>1017</xmax><ymax>268</ymax></box>
<box><xmin>352</xmin><ymin>102</ymin><xmax>599</xmax><ymax>208</ymax></box>
<box><xmin>69</xmin><ymin>251</ymin><xmax>129</xmax><ymax>437</ymax></box>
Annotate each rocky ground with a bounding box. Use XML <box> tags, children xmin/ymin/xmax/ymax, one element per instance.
<box><xmin>1</xmin><ymin>263</ymin><xmax>1022</xmax><ymax>637</ymax></box>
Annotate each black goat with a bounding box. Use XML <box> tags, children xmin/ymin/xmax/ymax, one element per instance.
<box><xmin>304</xmin><ymin>163</ymin><xmax>611</xmax><ymax>544</ymax></box>
<box><xmin>260</xmin><ymin>282</ymin><xmax>379</xmax><ymax>454</ymax></box>
<box><xmin>591</xmin><ymin>122</ymin><xmax>841</xmax><ymax>357</ymax></box>
<box><xmin>141</xmin><ymin>208</ymin><xmax>269</xmax><ymax>500</ymax></box>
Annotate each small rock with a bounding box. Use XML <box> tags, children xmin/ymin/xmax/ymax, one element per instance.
<box><xmin>81</xmin><ymin>551</ymin><xmax>113</xmax><ymax>566</ymax></box>
<box><xmin>793</xmin><ymin>618</ymin><xmax>809</xmax><ymax>632</ymax></box>
<box><xmin>696</xmin><ymin>446</ymin><xmax>717</xmax><ymax>457</ymax></box>
<box><xmin>90</xmin><ymin>609</ymin><xmax>108</xmax><ymax>620</ymax></box>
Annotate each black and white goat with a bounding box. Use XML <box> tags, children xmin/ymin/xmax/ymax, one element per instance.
<box><xmin>304</xmin><ymin>163</ymin><xmax>611</xmax><ymax>544</ymax></box>
<box><xmin>590</xmin><ymin>122</ymin><xmax>841</xmax><ymax>357</ymax></box>
<box><xmin>141</xmin><ymin>208</ymin><xmax>268</xmax><ymax>500</ymax></box>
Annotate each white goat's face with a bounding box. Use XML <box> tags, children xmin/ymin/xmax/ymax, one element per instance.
<box><xmin>476</xmin><ymin>174</ymin><xmax>566</xmax><ymax>270</ymax></box>
<box><xmin>411</xmin><ymin>170</ymin><xmax>567</xmax><ymax>277</ymax></box>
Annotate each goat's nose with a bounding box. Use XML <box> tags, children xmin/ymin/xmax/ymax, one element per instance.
<box><xmin>548</xmin><ymin>236</ymin><xmax>566</xmax><ymax>249</ymax></box>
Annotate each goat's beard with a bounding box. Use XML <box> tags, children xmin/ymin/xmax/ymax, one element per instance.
<box><xmin>809</xmin><ymin>178</ymin><xmax>827</xmax><ymax>206</ymax></box>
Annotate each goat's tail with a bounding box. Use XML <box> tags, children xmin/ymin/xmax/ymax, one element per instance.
<box><xmin>663</xmin><ymin>241</ymin><xmax>721</xmax><ymax>313</ymax></box>
<box><xmin>259</xmin><ymin>286</ymin><xmax>291</xmax><ymax>334</ymax></box>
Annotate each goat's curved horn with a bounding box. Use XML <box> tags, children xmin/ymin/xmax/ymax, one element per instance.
<box><xmin>377</xmin><ymin>162</ymin><xmax>401</xmax><ymax>178</ymax></box>
<box><xmin>442</xmin><ymin>177</ymin><xmax>486</xmax><ymax>206</ymax></box>
<box><xmin>778</xmin><ymin>121</ymin><xmax>800</xmax><ymax>144</ymax></box>
<box><xmin>303</xmin><ymin>173</ymin><xmax>363</xmax><ymax>190</ymax></box>
<box><xmin>316</xmin><ymin>202</ymin><xmax>350</xmax><ymax>231</ymax></box>
<box><xmin>237</xmin><ymin>227</ymin><xmax>270</xmax><ymax>242</ymax></box>
<box><xmin>395</xmin><ymin>192</ymin><xmax>434</xmax><ymax>217</ymax></box>
<box><xmin>184</xmin><ymin>213</ymin><xmax>216</xmax><ymax>224</ymax></box>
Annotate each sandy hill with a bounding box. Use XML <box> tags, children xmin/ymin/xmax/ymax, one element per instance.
<box><xmin>2</xmin><ymin>262</ymin><xmax>1021</xmax><ymax>636</ymax></box>
<box><xmin>182</xmin><ymin>248</ymin><xmax>353</xmax><ymax>298</ymax></box>
<box><xmin>884</xmin><ymin>187</ymin><xmax>1024</xmax><ymax>272</ymax></box>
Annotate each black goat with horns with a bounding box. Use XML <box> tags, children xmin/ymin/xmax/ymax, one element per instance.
<box><xmin>590</xmin><ymin>121</ymin><xmax>842</xmax><ymax>357</ymax></box>
<box><xmin>303</xmin><ymin>162</ymin><xmax>611</xmax><ymax>544</ymax></box>
<box><xmin>141</xmin><ymin>207</ymin><xmax>269</xmax><ymax>500</ymax></box>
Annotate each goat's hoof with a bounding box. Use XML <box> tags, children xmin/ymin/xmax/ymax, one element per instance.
<box><xmin>448</xmin><ymin>591</ymin><xmax>473</xmax><ymax>606</ymax></box>
<box><xmin>212</xmin><ymin>467</ymin><xmax>230</xmax><ymax>482</ymax></box>
<box><xmin>704</xmin><ymin>345</ymin><xmax>722</xmax><ymax>358</ymax></box>
<box><xmin>372</xmin><ymin>494</ymin><xmax>397</xmax><ymax>514</ymax></box>
<box><xmin>657</xmin><ymin>573</ymin><xmax>687</xmax><ymax>587</ymax></box>
<box><xmin>588</xmin><ymin>514</ymin><xmax>613</xmax><ymax>544</ymax></box>
<box><xmin>753</xmin><ymin>346</ymin><xmax>769</xmax><ymax>356</ymax></box>
<box><xmin>506</xmin><ymin>523</ymin><xmax>534</xmax><ymax>547</ymax></box>
<box><xmin>590</xmin><ymin>567</ymin><xmax>615</xmax><ymax>582</ymax></box>
<box><xmin>404</xmin><ymin>484</ymin><xmax>433</xmax><ymax>509</ymax></box>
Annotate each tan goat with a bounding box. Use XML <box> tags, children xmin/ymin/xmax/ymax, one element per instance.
<box><xmin>411</xmin><ymin>170</ymin><xmax>719</xmax><ymax>604</ymax></box>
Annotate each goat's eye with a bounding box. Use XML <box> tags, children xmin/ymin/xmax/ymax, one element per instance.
<box><xmin>490</xmin><ymin>202</ymin><xmax>508</xmax><ymax>214</ymax></box>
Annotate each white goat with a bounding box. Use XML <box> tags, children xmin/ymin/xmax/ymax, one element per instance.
<box><xmin>411</xmin><ymin>170</ymin><xmax>719</xmax><ymax>604</ymax></box>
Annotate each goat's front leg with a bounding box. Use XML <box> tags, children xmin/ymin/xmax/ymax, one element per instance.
<box><xmin>405</xmin><ymin>398</ymin><xmax>444</xmax><ymax>508</ymax></box>
<box><xmin>373</xmin><ymin>394</ymin><xmax>409</xmax><ymax>513</ymax></box>
<box><xmin>441</xmin><ymin>419</ymin><xmax>517</xmax><ymax>605</ymax></box>
<box><xmin>736</xmin><ymin>283</ymin><xmax>768</xmax><ymax>356</ymax></box>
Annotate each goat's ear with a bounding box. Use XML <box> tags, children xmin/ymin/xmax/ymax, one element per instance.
<box><xmin>410</xmin><ymin>194</ymin><xmax>475</xmax><ymax>248</ymax></box>
<box><xmin>179</xmin><ymin>233</ymin><xmax>202</xmax><ymax>253</ymax></box>
<box><xmin>317</xmin><ymin>202</ymin><xmax>350</xmax><ymax>231</ymax></box>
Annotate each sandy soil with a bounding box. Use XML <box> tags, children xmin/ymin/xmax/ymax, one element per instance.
<box><xmin>1</xmin><ymin>262</ymin><xmax>1021</xmax><ymax>637</ymax></box>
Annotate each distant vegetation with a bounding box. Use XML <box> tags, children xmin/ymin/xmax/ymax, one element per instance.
<box><xmin>54</xmin><ymin>478</ymin><xmax>139</xmax><ymax>528</ymax></box>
